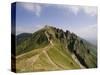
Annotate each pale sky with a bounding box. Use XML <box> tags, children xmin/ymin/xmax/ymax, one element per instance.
<box><xmin>15</xmin><ymin>2</ymin><xmax>97</xmax><ymax>45</ymax></box>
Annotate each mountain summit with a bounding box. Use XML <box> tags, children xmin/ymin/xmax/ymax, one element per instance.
<box><xmin>16</xmin><ymin>25</ymin><xmax>97</xmax><ymax>72</ymax></box>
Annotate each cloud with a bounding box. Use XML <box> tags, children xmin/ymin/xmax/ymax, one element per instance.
<box><xmin>19</xmin><ymin>3</ymin><xmax>97</xmax><ymax>17</ymax></box>
<box><xmin>67</xmin><ymin>6</ymin><xmax>80</xmax><ymax>15</ymax></box>
<box><xmin>67</xmin><ymin>6</ymin><xmax>97</xmax><ymax>16</ymax></box>
<box><xmin>82</xmin><ymin>7</ymin><xmax>97</xmax><ymax>16</ymax></box>
<box><xmin>20</xmin><ymin>3</ymin><xmax>42</xmax><ymax>16</ymax></box>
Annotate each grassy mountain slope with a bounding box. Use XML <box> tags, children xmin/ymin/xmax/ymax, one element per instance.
<box><xmin>16</xmin><ymin>29</ymin><xmax>49</xmax><ymax>55</ymax></box>
<box><xmin>16</xmin><ymin>25</ymin><xmax>97</xmax><ymax>72</ymax></box>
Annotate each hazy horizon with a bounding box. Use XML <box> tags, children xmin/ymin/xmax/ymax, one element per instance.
<box><xmin>15</xmin><ymin>2</ymin><xmax>97</xmax><ymax>45</ymax></box>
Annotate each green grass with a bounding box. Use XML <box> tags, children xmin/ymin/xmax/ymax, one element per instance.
<box><xmin>16</xmin><ymin>43</ymin><xmax>80</xmax><ymax>72</ymax></box>
<box><xmin>47</xmin><ymin>46</ymin><xmax>80</xmax><ymax>69</ymax></box>
<box><xmin>32</xmin><ymin>52</ymin><xmax>61</xmax><ymax>71</ymax></box>
<box><xmin>15</xmin><ymin>26</ymin><xmax>97</xmax><ymax>72</ymax></box>
<box><xmin>16</xmin><ymin>29</ymin><xmax>49</xmax><ymax>55</ymax></box>
<box><xmin>16</xmin><ymin>45</ymin><xmax>62</xmax><ymax>72</ymax></box>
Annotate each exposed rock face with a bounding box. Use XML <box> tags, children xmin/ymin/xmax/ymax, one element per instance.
<box><xmin>16</xmin><ymin>25</ymin><xmax>97</xmax><ymax>72</ymax></box>
<box><xmin>43</xmin><ymin>26</ymin><xmax>97</xmax><ymax>68</ymax></box>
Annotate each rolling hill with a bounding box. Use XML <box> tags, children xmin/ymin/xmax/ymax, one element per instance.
<box><xmin>15</xmin><ymin>25</ymin><xmax>97</xmax><ymax>72</ymax></box>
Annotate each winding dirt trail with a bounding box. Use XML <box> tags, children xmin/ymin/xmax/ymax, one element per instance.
<box><xmin>45</xmin><ymin>31</ymin><xmax>54</xmax><ymax>46</ymax></box>
<box><xmin>43</xmin><ymin>50</ymin><xmax>59</xmax><ymax>68</ymax></box>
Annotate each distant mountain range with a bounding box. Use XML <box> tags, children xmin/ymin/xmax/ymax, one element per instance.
<box><xmin>16</xmin><ymin>25</ymin><xmax>97</xmax><ymax>72</ymax></box>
